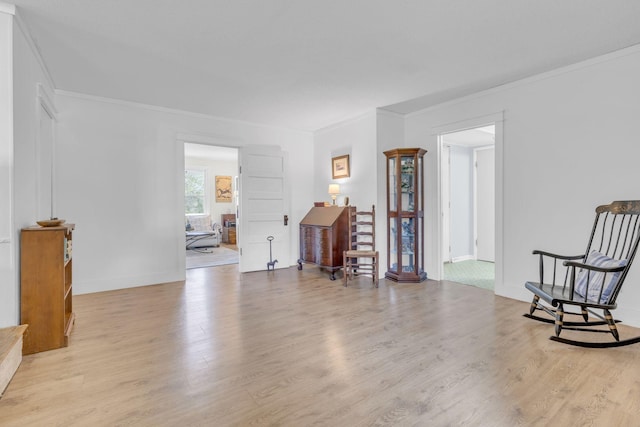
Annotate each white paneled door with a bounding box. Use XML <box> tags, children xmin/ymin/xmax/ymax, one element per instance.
<box><xmin>238</xmin><ymin>145</ymin><xmax>290</xmax><ymax>272</ymax></box>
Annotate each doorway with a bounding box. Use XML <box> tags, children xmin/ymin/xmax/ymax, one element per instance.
<box><xmin>440</xmin><ymin>125</ymin><xmax>495</xmax><ymax>290</ymax></box>
<box><xmin>184</xmin><ymin>143</ymin><xmax>239</xmax><ymax>269</ymax></box>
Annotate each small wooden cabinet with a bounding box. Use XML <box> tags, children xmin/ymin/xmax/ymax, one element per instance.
<box><xmin>20</xmin><ymin>224</ymin><xmax>75</xmax><ymax>354</ymax></box>
<box><xmin>297</xmin><ymin>206</ymin><xmax>351</xmax><ymax>280</ymax></box>
<box><xmin>221</xmin><ymin>214</ymin><xmax>236</xmax><ymax>244</ymax></box>
<box><xmin>222</xmin><ymin>227</ymin><xmax>236</xmax><ymax>245</ymax></box>
<box><xmin>385</xmin><ymin>148</ymin><xmax>427</xmax><ymax>282</ymax></box>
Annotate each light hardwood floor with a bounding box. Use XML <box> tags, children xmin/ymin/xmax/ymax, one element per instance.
<box><xmin>2</xmin><ymin>265</ymin><xmax>640</xmax><ymax>426</ymax></box>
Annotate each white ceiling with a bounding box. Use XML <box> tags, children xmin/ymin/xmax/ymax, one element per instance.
<box><xmin>10</xmin><ymin>1</ymin><xmax>640</xmax><ymax>132</ymax></box>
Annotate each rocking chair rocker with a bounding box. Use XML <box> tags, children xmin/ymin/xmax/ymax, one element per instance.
<box><xmin>524</xmin><ymin>200</ymin><xmax>640</xmax><ymax>348</ymax></box>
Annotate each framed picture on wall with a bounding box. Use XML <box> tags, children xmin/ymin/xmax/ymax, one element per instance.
<box><xmin>215</xmin><ymin>175</ymin><xmax>232</xmax><ymax>202</ymax></box>
<box><xmin>332</xmin><ymin>155</ymin><xmax>350</xmax><ymax>179</ymax></box>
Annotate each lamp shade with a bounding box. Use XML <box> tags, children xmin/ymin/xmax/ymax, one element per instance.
<box><xmin>328</xmin><ymin>184</ymin><xmax>340</xmax><ymax>195</ymax></box>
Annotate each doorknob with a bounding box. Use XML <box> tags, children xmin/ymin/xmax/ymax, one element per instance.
<box><xmin>284</xmin><ymin>215</ymin><xmax>289</xmax><ymax>226</ymax></box>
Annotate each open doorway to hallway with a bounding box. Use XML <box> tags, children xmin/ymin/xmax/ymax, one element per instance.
<box><xmin>184</xmin><ymin>143</ymin><xmax>239</xmax><ymax>269</ymax></box>
<box><xmin>440</xmin><ymin>125</ymin><xmax>495</xmax><ymax>290</ymax></box>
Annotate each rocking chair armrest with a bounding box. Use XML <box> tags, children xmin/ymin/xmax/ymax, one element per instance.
<box><xmin>532</xmin><ymin>250</ymin><xmax>584</xmax><ymax>260</ymax></box>
<box><xmin>562</xmin><ymin>260</ymin><xmax>627</xmax><ymax>273</ymax></box>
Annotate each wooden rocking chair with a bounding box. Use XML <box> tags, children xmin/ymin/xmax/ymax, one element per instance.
<box><xmin>343</xmin><ymin>205</ymin><xmax>379</xmax><ymax>287</ymax></box>
<box><xmin>524</xmin><ymin>200</ymin><xmax>640</xmax><ymax>347</ymax></box>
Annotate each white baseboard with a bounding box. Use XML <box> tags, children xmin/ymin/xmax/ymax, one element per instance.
<box><xmin>75</xmin><ymin>270</ymin><xmax>186</xmax><ymax>295</ymax></box>
<box><xmin>451</xmin><ymin>255</ymin><xmax>474</xmax><ymax>263</ymax></box>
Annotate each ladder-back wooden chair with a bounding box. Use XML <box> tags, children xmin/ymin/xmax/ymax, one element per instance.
<box><xmin>343</xmin><ymin>205</ymin><xmax>379</xmax><ymax>287</ymax></box>
<box><xmin>524</xmin><ymin>200</ymin><xmax>640</xmax><ymax>347</ymax></box>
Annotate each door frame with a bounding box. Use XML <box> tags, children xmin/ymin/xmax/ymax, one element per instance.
<box><xmin>434</xmin><ymin>112</ymin><xmax>504</xmax><ymax>293</ymax></box>
<box><xmin>177</xmin><ymin>133</ymin><xmax>242</xmax><ymax>272</ymax></box>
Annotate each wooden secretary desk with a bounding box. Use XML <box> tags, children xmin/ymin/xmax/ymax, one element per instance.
<box><xmin>297</xmin><ymin>206</ymin><xmax>352</xmax><ymax>280</ymax></box>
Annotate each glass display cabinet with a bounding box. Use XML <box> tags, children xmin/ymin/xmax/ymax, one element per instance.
<box><xmin>384</xmin><ymin>148</ymin><xmax>427</xmax><ymax>282</ymax></box>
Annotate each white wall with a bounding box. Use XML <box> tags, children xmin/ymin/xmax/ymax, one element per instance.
<box><xmin>376</xmin><ymin>110</ymin><xmax>406</xmax><ymax>277</ymax></box>
<box><xmin>185</xmin><ymin>153</ymin><xmax>238</xmax><ymax>227</ymax></box>
<box><xmin>311</xmin><ymin>109</ymin><xmax>405</xmax><ymax>279</ymax></box>
<box><xmin>13</xmin><ymin>22</ymin><xmax>56</xmax><ymax>232</ymax></box>
<box><xmin>313</xmin><ymin>111</ymin><xmax>391</xmax><ymax>275</ymax></box>
<box><xmin>0</xmin><ymin>8</ymin><xmax>58</xmax><ymax>327</ymax></box>
<box><xmin>313</xmin><ymin>111</ymin><xmax>377</xmax><ymax>209</ymax></box>
<box><xmin>405</xmin><ymin>45</ymin><xmax>640</xmax><ymax>326</ymax></box>
<box><xmin>55</xmin><ymin>93</ymin><xmax>314</xmax><ymax>295</ymax></box>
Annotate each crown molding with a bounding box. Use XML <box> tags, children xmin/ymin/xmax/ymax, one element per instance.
<box><xmin>12</xmin><ymin>8</ymin><xmax>56</xmax><ymax>90</ymax></box>
<box><xmin>55</xmin><ymin>89</ymin><xmax>313</xmax><ymax>135</ymax></box>
<box><xmin>37</xmin><ymin>83</ymin><xmax>57</xmax><ymax>119</ymax></box>
<box><xmin>314</xmin><ymin>109</ymin><xmax>376</xmax><ymax>136</ymax></box>
<box><xmin>376</xmin><ymin>108</ymin><xmax>404</xmax><ymax>119</ymax></box>
<box><xmin>0</xmin><ymin>2</ymin><xmax>15</xmax><ymax>15</ymax></box>
<box><xmin>406</xmin><ymin>42</ymin><xmax>640</xmax><ymax>119</ymax></box>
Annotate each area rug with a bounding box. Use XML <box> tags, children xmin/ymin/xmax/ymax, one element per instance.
<box><xmin>186</xmin><ymin>246</ymin><xmax>239</xmax><ymax>269</ymax></box>
<box><xmin>444</xmin><ymin>260</ymin><xmax>494</xmax><ymax>290</ymax></box>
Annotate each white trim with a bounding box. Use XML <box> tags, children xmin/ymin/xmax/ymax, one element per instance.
<box><xmin>0</xmin><ymin>3</ymin><xmax>15</xmax><ymax>15</ymax></box>
<box><xmin>37</xmin><ymin>83</ymin><xmax>57</xmax><ymax>119</ymax></box>
<box><xmin>175</xmin><ymin>140</ymin><xmax>187</xmax><ymax>273</ymax></box>
<box><xmin>376</xmin><ymin>108</ymin><xmax>405</xmax><ymax>120</ymax></box>
<box><xmin>451</xmin><ymin>255</ymin><xmax>474</xmax><ymax>263</ymax></box>
<box><xmin>56</xmin><ymin>90</ymin><xmax>313</xmax><ymax>135</ymax></box>
<box><xmin>473</xmin><ymin>148</ymin><xmax>478</xmax><ymax>261</ymax></box>
<box><xmin>494</xmin><ymin>121</ymin><xmax>504</xmax><ymax>295</ymax></box>
<box><xmin>75</xmin><ymin>270</ymin><xmax>186</xmax><ymax>295</ymax></box>
<box><xmin>431</xmin><ymin>111</ymin><xmax>504</xmax><ymax>136</ymax></box>
<box><xmin>409</xmin><ymin>43</ymin><xmax>640</xmax><ymax>118</ymax></box>
<box><xmin>440</xmin><ymin>143</ymin><xmax>451</xmax><ymax>265</ymax></box>
<box><xmin>313</xmin><ymin>109</ymin><xmax>376</xmax><ymax>136</ymax></box>
<box><xmin>35</xmin><ymin>89</ymin><xmax>56</xmax><ymax>219</ymax></box>
<box><xmin>0</xmin><ymin>8</ymin><xmax>17</xmax><ymax>326</ymax></box>
<box><xmin>13</xmin><ymin>10</ymin><xmax>56</xmax><ymax>89</ymax></box>
<box><xmin>177</xmin><ymin>132</ymin><xmax>243</xmax><ymax>148</ymax></box>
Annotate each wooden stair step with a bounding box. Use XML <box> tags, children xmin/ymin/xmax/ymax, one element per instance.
<box><xmin>0</xmin><ymin>325</ymin><xmax>28</xmax><ymax>397</ymax></box>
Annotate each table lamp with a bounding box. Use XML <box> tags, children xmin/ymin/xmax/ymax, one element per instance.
<box><xmin>328</xmin><ymin>184</ymin><xmax>340</xmax><ymax>205</ymax></box>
